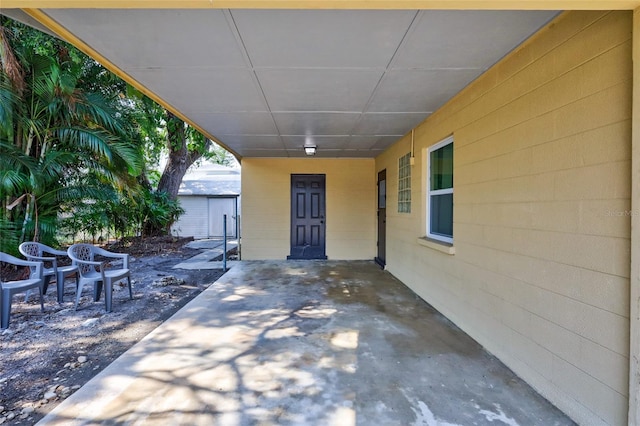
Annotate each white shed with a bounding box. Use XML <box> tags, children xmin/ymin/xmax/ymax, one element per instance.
<box><xmin>171</xmin><ymin>164</ymin><xmax>240</xmax><ymax>239</ymax></box>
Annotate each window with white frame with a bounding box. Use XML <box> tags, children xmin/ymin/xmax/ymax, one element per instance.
<box><xmin>398</xmin><ymin>153</ymin><xmax>411</xmax><ymax>213</ymax></box>
<box><xmin>427</xmin><ymin>136</ymin><xmax>453</xmax><ymax>243</ymax></box>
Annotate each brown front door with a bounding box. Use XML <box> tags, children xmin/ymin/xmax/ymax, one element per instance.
<box><xmin>376</xmin><ymin>169</ymin><xmax>386</xmax><ymax>267</ymax></box>
<box><xmin>288</xmin><ymin>174</ymin><xmax>327</xmax><ymax>260</ymax></box>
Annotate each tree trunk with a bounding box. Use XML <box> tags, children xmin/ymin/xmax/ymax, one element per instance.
<box><xmin>156</xmin><ymin>112</ymin><xmax>189</xmax><ymax>201</ymax></box>
<box><xmin>143</xmin><ymin>111</ymin><xmax>211</xmax><ymax>236</ymax></box>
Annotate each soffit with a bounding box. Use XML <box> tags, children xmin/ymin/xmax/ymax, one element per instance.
<box><xmin>7</xmin><ymin>8</ymin><xmax>558</xmax><ymax>158</ymax></box>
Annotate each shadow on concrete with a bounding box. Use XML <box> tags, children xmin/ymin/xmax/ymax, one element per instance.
<box><xmin>37</xmin><ymin>261</ymin><xmax>575</xmax><ymax>425</ymax></box>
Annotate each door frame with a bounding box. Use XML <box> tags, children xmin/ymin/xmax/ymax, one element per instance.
<box><xmin>375</xmin><ymin>169</ymin><xmax>386</xmax><ymax>268</ymax></box>
<box><xmin>287</xmin><ymin>174</ymin><xmax>327</xmax><ymax>260</ymax></box>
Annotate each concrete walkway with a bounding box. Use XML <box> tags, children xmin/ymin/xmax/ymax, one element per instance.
<box><xmin>173</xmin><ymin>238</ymin><xmax>239</xmax><ymax>270</ymax></box>
<box><xmin>38</xmin><ymin>261</ymin><xmax>574</xmax><ymax>425</ymax></box>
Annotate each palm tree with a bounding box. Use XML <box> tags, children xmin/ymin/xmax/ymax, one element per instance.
<box><xmin>0</xmin><ymin>20</ymin><xmax>142</xmax><ymax>252</ymax></box>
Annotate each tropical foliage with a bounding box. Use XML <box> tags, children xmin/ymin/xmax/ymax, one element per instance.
<box><xmin>0</xmin><ymin>17</ymin><xmax>232</xmax><ymax>254</ymax></box>
<box><xmin>61</xmin><ymin>188</ymin><xmax>184</xmax><ymax>243</ymax></box>
<box><xmin>0</xmin><ymin>21</ymin><xmax>143</xmax><ymax>252</ymax></box>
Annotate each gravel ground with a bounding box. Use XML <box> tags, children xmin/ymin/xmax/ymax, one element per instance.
<box><xmin>0</xmin><ymin>237</ymin><xmax>226</xmax><ymax>425</ymax></box>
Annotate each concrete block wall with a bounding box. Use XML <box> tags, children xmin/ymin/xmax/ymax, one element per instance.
<box><xmin>241</xmin><ymin>158</ymin><xmax>376</xmax><ymax>260</ymax></box>
<box><xmin>376</xmin><ymin>11</ymin><xmax>632</xmax><ymax>425</ymax></box>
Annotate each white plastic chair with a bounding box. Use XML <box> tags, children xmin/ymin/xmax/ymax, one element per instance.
<box><xmin>0</xmin><ymin>252</ymin><xmax>44</xmax><ymax>329</ymax></box>
<box><xmin>67</xmin><ymin>244</ymin><xmax>132</xmax><ymax>312</ymax></box>
<box><xmin>19</xmin><ymin>242</ymin><xmax>79</xmax><ymax>304</ymax></box>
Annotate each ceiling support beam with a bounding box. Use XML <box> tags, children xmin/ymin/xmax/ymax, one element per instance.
<box><xmin>3</xmin><ymin>0</ymin><xmax>640</xmax><ymax>10</ymax></box>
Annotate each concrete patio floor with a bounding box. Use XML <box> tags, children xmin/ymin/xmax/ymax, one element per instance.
<box><xmin>38</xmin><ymin>261</ymin><xmax>574</xmax><ymax>425</ymax></box>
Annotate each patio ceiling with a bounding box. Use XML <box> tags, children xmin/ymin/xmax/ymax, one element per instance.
<box><xmin>3</xmin><ymin>8</ymin><xmax>557</xmax><ymax>159</ymax></box>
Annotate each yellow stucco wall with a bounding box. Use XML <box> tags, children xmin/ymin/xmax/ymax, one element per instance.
<box><xmin>241</xmin><ymin>158</ymin><xmax>376</xmax><ymax>260</ymax></box>
<box><xmin>376</xmin><ymin>11</ymin><xmax>632</xmax><ymax>425</ymax></box>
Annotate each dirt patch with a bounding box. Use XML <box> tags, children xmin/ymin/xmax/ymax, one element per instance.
<box><xmin>107</xmin><ymin>235</ymin><xmax>195</xmax><ymax>258</ymax></box>
<box><xmin>0</xmin><ymin>237</ymin><xmax>226</xmax><ymax>425</ymax></box>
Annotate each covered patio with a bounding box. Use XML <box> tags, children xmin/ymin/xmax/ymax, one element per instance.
<box><xmin>4</xmin><ymin>2</ymin><xmax>640</xmax><ymax>423</ymax></box>
<box><xmin>38</xmin><ymin>261</ymin><xmax>572</xmax><ymax>425</ymax></box>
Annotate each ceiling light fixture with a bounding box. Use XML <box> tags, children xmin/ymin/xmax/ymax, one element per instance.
<box><xmin>304</xmin><ymin>145</ymin><xmax>317</xmax><ymax>156</ymax></box>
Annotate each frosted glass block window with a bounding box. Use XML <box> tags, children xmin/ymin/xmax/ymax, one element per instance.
<box><xmin>398</xmin><ymin>153</ymin><xmax>412</xmax><ymax>213</ymax></box>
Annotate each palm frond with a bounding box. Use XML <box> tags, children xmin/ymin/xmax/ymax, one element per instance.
<box><xmin>109</xmin><ymin>141</ymin><xmax>143</xmax><ymax>175</ymax></box>
<box><xmin>0</xmin><ymin>139</ymin><xmax>29</xmax><ymax>165</ymax></box>
<box><xmin>39</xmin><ymin>149</ymin><xmax>76</xmax><ymax>174</ymax></box>
<box><xmin>0</xmin><ymin>78</ymin><xmax>18</xmax><ymax>134</ymax></box>
<box><xmin>53</xmin><ymin>184</ymin><xmax>113</xmax><ymax>203</ymax></box>
<box><xmin>0</xmin><ymin>169</ymin><xmax>28</xmax><ymax>195</ymax></box>
<box><xmin>80</xmin><ymin>92</ymin><xmax>125</xmax><ymax>135</ymax></box>
<box><xmin>33</xmin><ymin>216</ymin><xmax>59</xmax><ymax>246</ymax></box>
<box><xmin>0</xmin><ymin>217</ymin><xmax>20</xmax><ymax>255</ymax></box>
<box><xmin>54</xmin><ymin>126</ymin><xmax>113</xmax><ymax>162</ymax></box>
